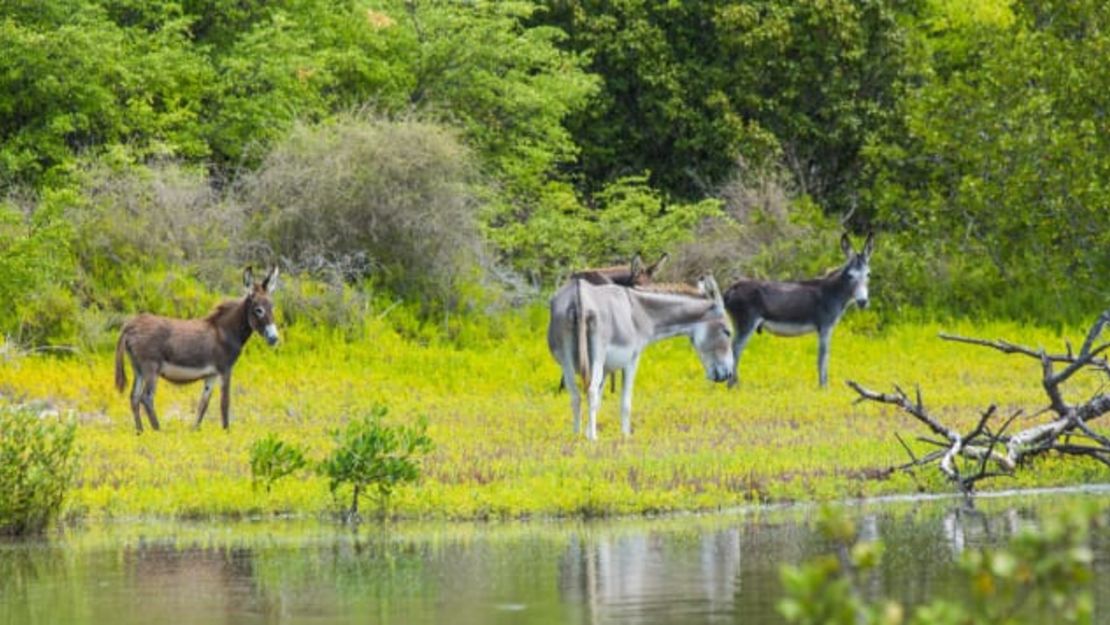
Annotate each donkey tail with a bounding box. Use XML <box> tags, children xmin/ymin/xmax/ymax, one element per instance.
<box><xmin>114</xmin><ymin>329</ymin><xmax>128</xmax><ymax>393</ymax></box>
<box><xmin>576</xmin><ymin>279</ymin><xmax>591</xmax><ymax>391</ymax></box>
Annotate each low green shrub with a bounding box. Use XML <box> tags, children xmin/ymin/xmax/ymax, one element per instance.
<box><xmin>318</xmin><ymin>405</ymin><xmax>433</xmax><ymax>520</ymax></box>
<box><xmin>0</xmin><ymin>403</ymin><xmax>80</xmax><ymax>535</ymax></box>
<box><xmin>249</xmin><ymin>433</ymin><xmax>308</xmax><ymax>493</ymax></box>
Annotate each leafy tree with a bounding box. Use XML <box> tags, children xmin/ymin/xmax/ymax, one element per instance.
<box><xmin>867</xmin><ymin>0</ymin><xmax>1110</xmax><ymax>319</ymax></box>
<box><xmin>0</xmin><ymin>3</ymin><xmax>213</xmax><ymax>189</ymax></box>
<box><xmin>536</xmin><ymin>0</ymin><xmax>915</xmax><ymax>213</ymax></box>
<box><xmin>319</xmin><ymin>406</ymin><xmax>433</xmax><ymax>520</ymax></box>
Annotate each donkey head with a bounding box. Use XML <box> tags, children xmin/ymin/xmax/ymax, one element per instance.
<box><xmin>692</xmin><ymin>274</ymin><xmax>735</xmax><ymax>383</ymax></box>
<box><xmin>839</xmin><ymin>232</ymin><xmax>874</xmax><ymax>309</ymax></box>
<box><xmin>244</xmin><ymin>266</ymin><xmax>280</xmax><ymax>346</ymax></box>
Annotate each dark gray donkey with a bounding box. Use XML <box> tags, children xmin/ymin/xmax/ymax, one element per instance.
<box><xmin>114</xmin><ymin>267</ymin><xmax>280</xmax><ymax>432</ymax></box>
<box><xmin>724</xmin><ymin>233</ymin><xmax>874</xmax><ymax>388</ymax></box>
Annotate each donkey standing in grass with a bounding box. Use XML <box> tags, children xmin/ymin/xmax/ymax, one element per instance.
<box><xmin>114</xmin><ymin>267</ymin><xmax>280</xmax><ymax>433</ymax></box>
<box><xmin>548</xmin><ymin>276</ymin><xmax>734</xmax><ymax>440</ymax></box>
<box><xmin>561</xmin><ymin>253</ymin><xmax>670</xmax><ymax>394</ymax></box>
<box><xmin>724</xmin><ymin>233</ymin><xmax>873</xmax><ymax>388</ymax></box>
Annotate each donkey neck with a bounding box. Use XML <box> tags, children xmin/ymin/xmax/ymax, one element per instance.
<box><xmin>813</xmin><ymin>265</ymin><xmax>860</xmax><ymax>315</ymax></box>
<box><xmin>206</xmin><ymin>296</ymin><xmax>255</xmax><ymax>352</ymax></box>
<box><xmin>630</xmin><ymin>290</ymin><xmax>718</xmax><ymax>341</ymax></box>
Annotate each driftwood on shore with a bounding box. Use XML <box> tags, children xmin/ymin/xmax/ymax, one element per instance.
<box><xmin>848</xmin><ymin>310</ymin><xmax>1110</xmax><ymax>496</ymax></box>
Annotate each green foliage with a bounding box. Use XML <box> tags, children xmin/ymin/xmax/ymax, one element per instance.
<box><xmin>0</xmin><ymin>195</ymin><xmax>77</xmax><ymax>345</ymax></box>
<box><xmin>0</xmin><ymin>4</ymin><xmax>212</xmax><ymax>189</ymax></box>
<box><xmin>867</xmin><ymin>0</ymin><xmax>1110</xmax><ymax>321</ymax></box>
<box><xmin>779</xmin><ymin>505</ymin><xmax>1096</xmax><ymax>625</ymax></box>
<box><xmin>0</xmin><ymin>403</ymin><xmax>80</xmax><ymax>535</ymax></box>
<box><xmin>318</xmin><ymin>405</ymin><xmax>433</xmax><ymax>519</ymax></box>
<box><xmin>491</xmin><ymin>175</ymin><xmax>721</xmax><ymax>278</ymax></box>
<box><xmin>249</xmin><ymin>433</ymin><xmax>308</xmax><ymax>493</ymax></box>
<box><xmin>537</xmin><ymin>0</ymin><xmax>912</xmax><ymax>210</ymax></box>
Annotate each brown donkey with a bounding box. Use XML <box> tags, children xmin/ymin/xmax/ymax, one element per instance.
<box><xmin>114</xmin><ymin>267</ymin><xmax>280</xmax><ymax>433</ymax></box>
<box><xmin>570</xmin><ymin>252</ymin><xmax>669</xmax><ymax>287</ymax></box>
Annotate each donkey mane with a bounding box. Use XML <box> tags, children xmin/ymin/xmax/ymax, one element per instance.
<box><xmin>634</xmin><ymin>282</ymin><xmax>706</xmax><ymax>298</ymax></box>
<box><xmin>204</xmin><ymin>299</ymin><xmax>245</xmax><ymax>323</ymax></box>
<box><xmin>575</xmin><ymin>263</ymin><xmax>629</xmax><ymax>274</ymax></box>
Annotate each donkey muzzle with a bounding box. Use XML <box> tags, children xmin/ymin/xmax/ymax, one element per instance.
<box><xmin>263</xmin><ymin>324</ymin><xmax>280</xmax><ymax>346</ymax></box>
<box><xmin>856</xmin><ymin>297</ymin><xmax>870</xmax><ymax>310</ymax></box>
<box><xmin>708</xmin><ymin>365</ymin><xmax>732</xmax><ymax>383</ymax></box>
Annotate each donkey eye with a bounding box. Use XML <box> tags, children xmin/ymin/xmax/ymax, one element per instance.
<box><xmin>723</xmin><ymin>328</ymin><xmax>732</xmax><ymax>338</ymax></box>
<box><xmin>254</xmin><ymin>307</ymin><xmax>264</xmax><ymax>317</ymax></box>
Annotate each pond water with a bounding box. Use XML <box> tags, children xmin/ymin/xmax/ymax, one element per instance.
<box><xmin>4</xmin><ymin>487</ymin><xmax>1110</xmax><ymax>625</ymax></box>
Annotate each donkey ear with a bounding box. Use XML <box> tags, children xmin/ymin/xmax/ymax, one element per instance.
<box><xmin>243</xmin><ymin>266</ymin><xmax>255</xmax><ymax>289</ymax></box>
<box><xmin>840</xmin><ymin>233</ymin><xmax>853</xmax><ymax>258</ymax></box>
<box><xmin>646</xmin><ymin>252</ymin><xmax>670</xmax><ymax>277</ymax></box>
<box><xmin>701</xmin><ymin>274</ymin><xmax>726</xmax><ymax>311</ymax></box>
<box><xmin>630</xmin><ymin>254</ymin><xmax>645</xmax><ymax>280</ymax></box>
<box><xmin>262</xmin><ymin>266</ymin><xmax>280</xmax><ymax>294</ymax></box>
<box><xmin>862</xmin><ymin>232</ymin><xmax>875</xmax><ymax>259</ymax></box>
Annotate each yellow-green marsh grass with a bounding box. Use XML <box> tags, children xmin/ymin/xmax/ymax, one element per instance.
<box><xmin>1</xmin><ymin>311</ymin><xmax>1106</xmax><ymax>521</ymax></box>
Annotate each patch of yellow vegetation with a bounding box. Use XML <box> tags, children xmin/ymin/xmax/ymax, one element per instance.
<box><xmin>1</xmin><ymin>310</ymin><xmax>1104</xmax><ymax>521</ymax></box>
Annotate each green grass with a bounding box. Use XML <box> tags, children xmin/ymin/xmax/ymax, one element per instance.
<box><xmin>0</xmin><ymin>308</ymin><xmax>1106</xmax><ymax>521</ymax></box>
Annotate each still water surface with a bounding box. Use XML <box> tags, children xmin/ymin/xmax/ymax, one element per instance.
<box><xmin>4</xmin><ymin>487</ymin><xmax>1110</xmax><ymax>625</ymax></box>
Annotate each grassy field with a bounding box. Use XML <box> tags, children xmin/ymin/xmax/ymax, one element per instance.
<box><xmin>1</xmin><ymin>307</ymin><xmax>1106</xmax><ymax>522</ymax></box>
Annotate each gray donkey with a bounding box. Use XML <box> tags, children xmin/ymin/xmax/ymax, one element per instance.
<box><xmin>560</xmin><ymin>253</ymin><xmax>669</xmax><ymax>393</ymax></box>
<box><xmin>548</xmin><ymin>276</ymin><xmax>734</xmax><ymax>440</ymax></box>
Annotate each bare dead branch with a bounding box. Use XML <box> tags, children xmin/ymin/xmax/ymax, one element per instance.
<box><xmin>850</xmin><ymin>310</ymin><xmax>1110</xmax><ymax>496</ymax></box>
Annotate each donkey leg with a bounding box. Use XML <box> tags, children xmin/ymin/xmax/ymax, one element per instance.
<box><xmin>728</xmin><ymin>319</ymin><xmax>759</xmax><ymax>389</ymax></box>
<box><xmin>560</xmin><ymin>365</ymin><xmax>582</xmax><ymax>435</ymax></box>
<box><xmin>140</xmin><ymin>373</ymin><xmax>161</xmax><ymax>431</ymax></box>
<box><xmin>619</xmin><ymin>360</ymin><xmax>640</xmax><ymax>437</ymax></box>
<box><xmin>194</xmin><ymin>375</ymin><xmax>217</xmax><ymax>429</ymax></box>
<box><xmin>129</xmin><ymin>369</ymin><xmax>144</xmax><ymax>433</ymax></box>
<box><xmin>586</xmin><ymin>365</ymin><xmax>606</xmax><ymax>441</ymax></box>
<box><xmin>817</xmin><ymin>328</ymin><xmax>832</xmax><ymax>388</ymax></box>
<box><xmin>219</xmin><ymin>374</ymin><xmax>232</xmax><ymax>430</ymax></box>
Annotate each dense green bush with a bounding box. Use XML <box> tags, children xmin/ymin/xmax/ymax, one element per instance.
<box><xmin>867</xmin><ymin>0</ymin><xmax>1110</xmax><ymax>321</ymax></box>
<box><xmin>0</xmin><ymin>403</ymin><xmax>80</xmax><ymax>535</ymax></box>
<box><xmin>491</xmin><ymin>175</ymin><xmax>721</xmax><ymax>280</ymax></box>
<box><xmin>1</xmin><ymin>0</ymin><xmax>1107</xmax><ymax>336</ymax></box>
<box><xmin>318</xmin><ymin>405</ymin><xmax>433</xmax><ymax>520</ymax></box>
<box><xmin>0</xmin><ymin>194</ymin><xmax>77</xmax><ymax>345</ymax></box>
<box><xmin>535</xmin><ymin>0</ymin><xmax>912</xmax><ymax>211</ymax></box>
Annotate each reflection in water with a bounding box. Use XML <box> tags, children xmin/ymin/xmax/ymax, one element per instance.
<box><xmin>3</xmin><ymin>489</ymin><xmax>1110</xmax><ymax>625</ymax></box>
<box><xmin>559</xmin><ymin>529</ymin><xmax>741</xmax><ymax>624</ymax></box>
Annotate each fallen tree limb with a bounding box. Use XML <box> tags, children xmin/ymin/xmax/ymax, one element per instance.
<box><xmin>850</xmin><ymin>309</ymin><xmax>1110</xmax><ymax>496</ymax></box>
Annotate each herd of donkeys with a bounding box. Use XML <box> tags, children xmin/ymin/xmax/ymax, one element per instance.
<box><xmin>112</xmin><ymin>234</ymin><xmax>874</xmax><ymax>439</ymax></box>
